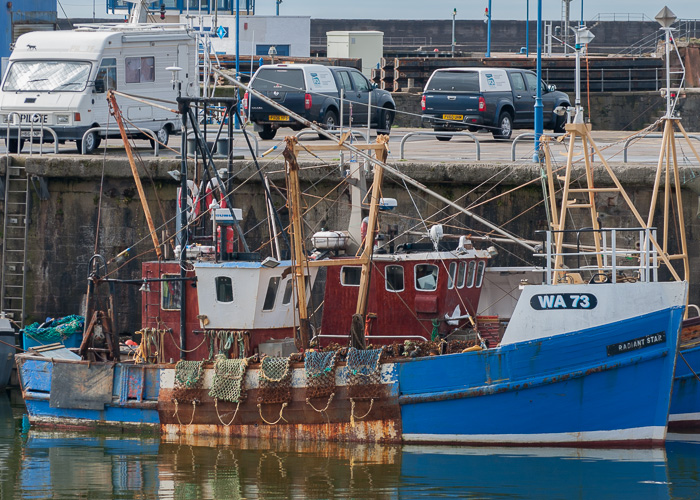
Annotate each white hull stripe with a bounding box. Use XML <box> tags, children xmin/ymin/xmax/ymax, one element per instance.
<box><xmin>668</xmin><ymin>412</ymin><xmax>700</xmax><ymax>422</ymax></box>
<box><xmin>403</xmin><ymin>426</ymin><xmax>667</xmax><ymax>444</ymax></box>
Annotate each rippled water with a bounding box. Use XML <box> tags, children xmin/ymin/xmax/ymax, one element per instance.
<box><xmin>1</xmin><ymin>392</ymin><xmax>699</xmax><ymax>499</ymax></box>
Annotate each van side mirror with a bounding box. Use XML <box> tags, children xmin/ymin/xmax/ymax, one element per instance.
<box><xmin>548</xmin><ymin>84</ymin><xmax>556</xmax><ymax>92</ymax></box>
<box><xmin>94</xmin><ymin>79</ymin><xmax>105</xmax><ymax>93</ymax></box>
<box><xmin>371</xmin><ymin>82</ymin><xmax>378</xmax><ymax>90</ymax></box>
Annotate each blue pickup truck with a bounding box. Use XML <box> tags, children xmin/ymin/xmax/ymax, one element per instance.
<box><xmin>243</xmin><ymin>64</ymin><xmax>396</xmax><ymax>140</ymax></box>
<box><xmin>421</xmin><ymin>68</ymin><xmax>571</xmax><ymax>140</ymax></box>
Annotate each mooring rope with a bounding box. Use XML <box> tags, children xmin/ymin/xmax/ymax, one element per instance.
<box><xmin>305</xmin><ymin>393</ymin><xmax>335</xmax><ymax>413</ymax></box>
<box><xmin>257</xmin><ymin>402</ymin><xmax>288</xmax><ymax>425</ymax></box>
<box><xmin>350</xmin><ymin>398</ymin><xmax>374</xmax><ymax>427</ymax></box>
<box><xmin>173</xmin><ymin>399</ymin><xmax>197</xmax><ymax>426</ymax></box>
<box><xmin>214</xmin><ymin>399</ymin><xmax>241</xmax><ymax>427</ymax></box>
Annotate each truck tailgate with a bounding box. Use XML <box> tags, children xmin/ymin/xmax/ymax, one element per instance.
<box><xmin>423</xmin><ymin>93</ymin><xmax>481</xmax><ymax>119</ymax></box>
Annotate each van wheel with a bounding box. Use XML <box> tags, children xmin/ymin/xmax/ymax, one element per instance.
<box><xmin>149</xmin><ymin>127</ymin><xmax>170</xmax><ymax>148</ymax></box>
<box><xmin>492</xmin><ymin>112</ymin><xmax>513</xmax><ymax>140</ymax></box>
<box><xmin>379</xmin><ymin>108</ymin><xmax>394</xmax><ymax>134</ymax></box>
<box><xmin>318</xmin><ymin>110</ymin><xmax>338</xmax><ymax>139</ymax></box>
<box><xmin>6</xmin><ymin>138</ymin><xmax>25</xmax><ymax>153</ymax></box>
<box><xmin>76</xmin><ymin>132</ymin><xmax>101</xmax><ymax>154</ymax></box>
<box><xmin>258</xmin><ymin>125</ymin><xmax>276</xmax><ymax>140</ymax></box>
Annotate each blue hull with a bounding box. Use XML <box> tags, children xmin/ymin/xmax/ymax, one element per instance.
<box><xmin>669</xmin><ymin>343</ymin><xmax>700</xmax><ymax>429</ymax></box>
<box><xmin>398</xmin><ymin>306</ymin><xmax>683</xmax><ymax>445</ymax></box>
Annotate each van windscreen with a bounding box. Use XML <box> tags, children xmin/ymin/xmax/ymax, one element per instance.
<box><xmin>252</xmin><ymin>69</ymin><xmax>305</xmax><ymax>92</ymax></box>
<box><xmin>2</xmin><ymin>61</ymin><xmax>91</xmax><ymax>92</ymax></box>
<box><xmin>426</xmin><ymin>71</ymin><xmax>479</xmax><ymax>92</ymax></box>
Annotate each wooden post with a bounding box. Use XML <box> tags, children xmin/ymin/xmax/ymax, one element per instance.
<box><xmin>107</xmin><ymin>91</ymin><xmax>162</xmax><ymax>260</ymax></box>
<box><xmin>283</xmin><ymin>136</ymin><xmax>311</xmax><ymax>349</ymax></box>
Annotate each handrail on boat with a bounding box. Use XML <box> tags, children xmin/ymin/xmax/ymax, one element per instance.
<box><xmin>536</xmin><ymin>227</ymin><xmax>659</xmax><ymax>285</ymax></box>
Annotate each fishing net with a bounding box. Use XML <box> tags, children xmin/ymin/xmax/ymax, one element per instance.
<box><xmin>173</xmin><ymin>360</ymin><xmax>205</xmax><ymax>402</ymax></box>
<box><xmin>23</xmin><ymin>315</ymin><xmax>84</xmax><ymax>344</ymax></box>
<box><xmin>304</xmin><ymin>350</ymin><xmax>338</xmax><ymax>399</ymax></box>
<box><xmin>209</xmin><ymin>356</ymin><xmax>249</xmax><ymax>403</ymax></box>
<box><xmin>258</xmin><ymin>356</ymin><xmax>292</xmax><ymax>404</ymax></box>
<box><xmin>346</xmin><ymin>348</ymin><xmax>383</xmax><ymax>400</ymax></box>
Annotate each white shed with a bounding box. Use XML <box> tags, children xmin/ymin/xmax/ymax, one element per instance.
<box><xmin>326</xmin><ymin>31</ymin><xmax>383</xmax><ymax>78</ymax></box>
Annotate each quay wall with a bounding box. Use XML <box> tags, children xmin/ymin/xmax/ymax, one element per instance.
<box><xmin>1</xmin><ymin>156</ymin><xmax>698</xmax><ymax>333</ymax></box>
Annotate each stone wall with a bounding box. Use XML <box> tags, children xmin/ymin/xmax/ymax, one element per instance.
<box><xmin>2</xmin><ymin>155</ymin><xmax>698</xmax><ymax>333</ymax></box>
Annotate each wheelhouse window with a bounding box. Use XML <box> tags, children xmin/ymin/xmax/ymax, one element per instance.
<box><xmin>385</xmin><ymin>265</ymin><xmax>404</xmax><ymax>292</ymax></box>
<box><xmin>447</xmin><ymin>262</ymin><xmax>457</xmax><ymax>289</ymax></box>
<box><xmin>475</xmin><ymin>261</ymin><xmax>486</xmax><ymax>288</ymax></box>
<box><xmin>262</xmin><ymin>277</ymin><xmax>281</xmax><ymax>311</ymax></box>
<box><xmin>161</xmin><ymin>274</ymin><xmax>181</xmax><ymax>310</ymax></box>
<box><xmin>341</xmin><ymin>266</ymin><xmax>362</xmax><ymax>286</ymax></box>
<box><xmin>457</xmin><ymin>262</ymin><xmax>466</xmax><ymax>288</ymax></box>
<box><xmin>125</xmin><ymin>56</ymin><xmax>155</xmax><ymax>83</ymax></box>
<box><xmin>282</xmin><ymin>279</ymin><xmax>293</xmax><ymax>305</ymax></box>
<box><xmin>2</xmin><ymin>60</ymin><xmax>91</xmax><ymax>92</ymax></box>
<box><xmin>215</xmin><ymin>276</ymin><xmax>233</xmax><ymax>303</ymax></box>
<box><xmin>466</xmin><ymin>261</ymin><xmax>477</xmax><ymax>288</ymax></box>
<box><xmin>415</xmin><ymin>264</ymin><xmax>438</xmax><ymax>291</ymax></box>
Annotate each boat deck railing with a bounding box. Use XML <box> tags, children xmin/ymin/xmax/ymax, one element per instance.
<box><xmin>538</xmin><ymin>227</ymin><xmax>659</xmax><ymax>285</ymax></box>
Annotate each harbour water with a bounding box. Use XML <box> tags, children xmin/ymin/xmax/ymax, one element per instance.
<box><xmin>0</xmin><ymin>392</ymin><xmax>698</xmax><ymax>499</ymax></box>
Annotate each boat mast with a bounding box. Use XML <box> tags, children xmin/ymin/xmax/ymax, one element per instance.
<box><xmin>351</xmin><ymin>136</ymin><xmax>389</xmax><ymax>349</ymax></box>
<box><xmin>283</xmin><ymin>136</ymin><xmax>311</xmax><ymax>349</ymax></box>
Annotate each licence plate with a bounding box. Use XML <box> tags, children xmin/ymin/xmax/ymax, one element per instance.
<box><xmin>442</xmin><ymin>114</ymin><xmax>464</xmax><ymax>121</ymax></box>
<box><xmin>269</xmin><ymin>115</ymin><xmax>290</xmax><ymax>121</ymax></box>
<box><xmin>20</xmin><ymin>130</ymin><xmax>42</xmax><ymax>138</ymax></box>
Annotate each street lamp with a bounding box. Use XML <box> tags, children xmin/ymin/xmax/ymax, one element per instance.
<box><xmin>572</xmin><ymin>26</ymin><xmax>594</xmax><ymax>123</ymax></box>
<box><xmin>451</xmin><ymin>8</ymin><xmax>457</xmax><ymax>58</ymax></box>
<box><xmin>276</xmin><ymin>0</ymin><xmax>282</xmax><ymax>16</ymax></box>
<box><xmin>485</xmin><ymin>1</ymin><xmax>492</xmax><ymax>58</ymax></box>
<box><xmin>655</xmin><ymin>6</ymin><xmax>677</xmax><ymax>118</ymax></box>
<box><xmin>268</xmin><ymin>45</ymin><xmax>278</xmax><ymax>65</ymax></box>
<box><xmin>534</xmin><ymin>0</ymin><xmax>542</xmax><ymax>161</ymax></box>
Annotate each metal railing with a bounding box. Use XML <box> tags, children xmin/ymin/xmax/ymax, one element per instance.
<box><xmin>186</xmin><ymin>129</ymin><xmax>259</xmax><ymax>158</ymax></box>
<box><xmin>400</xmin><ymin>131</ymin><xmax>481</xmax><ymax>160</ymax></box>
<box><xmin>541</xmin><ymin>227</ymin><xmax>659</xmax><ymax>285</ymax></box>
<box><xmin>623</xmin><ymin>133</ymin><xmax>700</xmax><ymax>162</ymax></box>
<box><xmin>511</xmin><ymin>132</ymin><xmax>568</xmax><ymax>161</ymax></box>
<box><xmin>4</xmin><ymin>113</ymin><xmax>59</xmax><ymax>155</ymax></box>
<box><xmin>82</xmin><ymin>127</ymin><xmax>158</xmax><ymax>156</ymax></box>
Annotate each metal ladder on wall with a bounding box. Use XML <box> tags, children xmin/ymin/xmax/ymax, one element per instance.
<box><xmin>1</xmin><ymin>155</ymin><xmax>29</xmax><ymax>331</ymax></box>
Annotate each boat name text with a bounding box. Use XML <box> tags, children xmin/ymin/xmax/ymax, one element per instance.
<box><xmin>530</xmin><ymin>293</ymin><xmax>597</xmax><ymax>311</ymax></box>
<box><xmin>606</xmin><ymin>332</ymin><xmax>666</xmax><ymax>356</ymax></box>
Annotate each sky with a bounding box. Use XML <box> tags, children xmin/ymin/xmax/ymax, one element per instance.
<box><xmin>58</xmin><ymin>0</ymin><xmax>699</xmax><ymax>21</ymax></box>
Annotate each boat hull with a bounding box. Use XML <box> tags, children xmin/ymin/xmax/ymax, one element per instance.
<box><xmin>669</xmin><ymin>344</ymin><xmax>700</xmax><ymax>430</ymax></box>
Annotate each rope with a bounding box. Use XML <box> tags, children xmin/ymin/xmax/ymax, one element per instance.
<box><xmin>172</xmin><ymin>399</ymin><xmax>197</xmax><ymax>426</ymax></box>
<box><xmin>350</xmin><ymin>398</ymin><xmax>374</xmax><ymax>427</ymax></box>
<box><xmin>679</xmin><ymin>351</ymin><xmax>700</xmax><ymax>382</ymax></box>
<box><xmin>214</xmin><ymin>399</ymin><xmax>241</xmax><ymax>427</ymax></box>
<box><xmin>305</xmin><ymin>393</ymin><xmax>335</xmax><ymax>413</ymax></box>
<box><xmin>257</xmin><ymin>402</ymin><xmax>288</xmax><ymax>425</ymax></box>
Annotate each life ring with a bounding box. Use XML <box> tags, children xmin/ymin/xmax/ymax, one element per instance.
<box><xmin>205</xmin><ymin>178</ymin><xmax>227</xmax><ymax>210</ymax></box>
<box><xmin>177</xmin><ymin>180</ymin><xmax>200</xmax><ymax>223</ymax></box>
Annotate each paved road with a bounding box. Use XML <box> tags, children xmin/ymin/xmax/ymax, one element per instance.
<box><xmin>3</xmin><ymin>126</ymin><xmax>699</xmax><ymax>165</ymax></box>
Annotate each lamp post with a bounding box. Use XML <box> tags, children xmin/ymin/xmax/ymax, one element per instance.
<box><xmin>451</xmin><ymin>8</ymin><xmax>457</xmax><ymax>57</ymax></box>
<box><xmin>485</xmin><ymin>0</ymin><xmax>492</xmax><ymax>58</ymax></box>
<box><xmin>276</xmin><ymin>0</ymin><xmax>282</xmax><ymax>16</ymax></box>
<box><xmin>572</xmin><ymin>26</ymin><xmax>594</xmax><ymax>122</ymax></box>
<box><xmin>526</xmin><ymin>0</ymin><xmax>529</xmax><ymax>57</ymax></box>
<box><xmin>235</xmin><ymin>0</ymin><xmax>240</xmax><ymax>129</ymax></box>
<box><xmin>534</xmin><ymin>0</ymin><xmax>542</xmax><ymax>161</ymax></box>
<box><xmin>655</xmin><ymin>6</ymin><xmax>677</xmax><ymax>118</ymax></box>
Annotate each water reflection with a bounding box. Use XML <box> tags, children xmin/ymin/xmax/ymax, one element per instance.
<box><xmin>1</xmin><ymin>389</ymin><xmax>699</xmax><ymax>499</ymax></box>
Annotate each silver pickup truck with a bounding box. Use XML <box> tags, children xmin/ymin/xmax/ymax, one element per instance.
<box><xmin>421</xmin><ymin>67</ymin><xmax>571</xmax><ymax>140</ymax></box>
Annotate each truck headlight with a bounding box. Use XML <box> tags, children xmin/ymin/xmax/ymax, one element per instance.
<box><xmin>56</xmin><ymin>115</ymin><xmax>70</xmax><ymax>124</ymax></box>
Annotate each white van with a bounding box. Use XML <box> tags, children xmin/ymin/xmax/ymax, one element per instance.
<box><xmin>0</xmin><ymin>22</ymin><xmax>197</xmax><ymax>153</ymax></box>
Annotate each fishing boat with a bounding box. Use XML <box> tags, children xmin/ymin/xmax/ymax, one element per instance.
<box><xmin>15</xmin><ymin>54</ymin><xmax>688</xmax><ymax>445</ymax></box>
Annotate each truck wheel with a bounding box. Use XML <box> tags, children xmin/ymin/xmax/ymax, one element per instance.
<box><xmin>150</xmin><ymin>127</ymin><xmax>170</xmax><ymax>148</ymax></box>
<box><xmin>492</xmin><ymin>112</ymin><xmax>513</xmax><ymax>140</ymax></box>
<box><xmin>6</xmin><ymin>138</ymin><xmax>25</xmax><ymax>153</ymax></box>
<box><xmin>258</xmin><ymin>125</ymin><xmax>276</xmax><ymax>140</ymax></box>
<box><xmin>318</xmin><ymin>110</ymin><xmax>338</xmax><ymax>139</ymax></box>
<box><xmin>379</xmin><ymin>108</ymin><xmax>394</xmax><ymax>134</ymax></box>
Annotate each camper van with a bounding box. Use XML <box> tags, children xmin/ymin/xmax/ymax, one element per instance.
<box><xmin>0</xmin><ymin>22</ymin><xmax>197</xmax><ymax>154</ymax></box>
